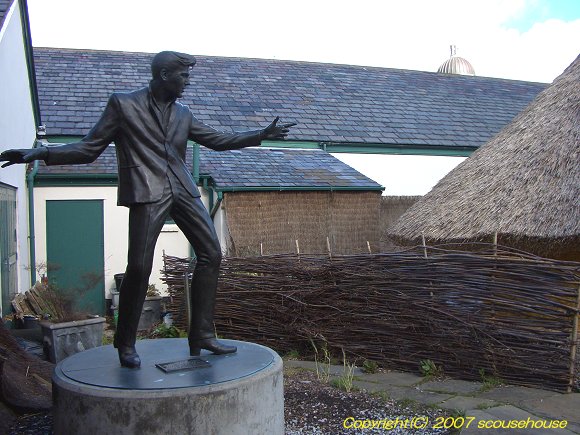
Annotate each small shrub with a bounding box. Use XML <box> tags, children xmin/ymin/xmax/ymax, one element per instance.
<box><xmin>147</xmin><ymin>323</ymin><xmax>187</xmax><ymax>339</ymax></box>
<box><xmin>362</xmin><ymin>359</ymin><xmax>379</xmax><ymax>374</ymax></box>
<box><xmin>309</xmin><ymin>338</ymin><xmax>332</xmax><ymax>383</ymax></box>
<box><xmin>147</xmin><ymin>284</ymin><xmax>160</xmax><ymax>297</ymax></box>
<box><xmin>479</xmin><ymin>368</ymin><xmax>504</xmax><ymax>391</ymax></box>
<box><xmin>419</xmin><ymin>359</ymin><xmax>443</xmax><ymax>378</ymax></box>
<box><xmin>332</xmin><ymin>348</ymin><xmax>355</xmax><ymax>392</ymax></box>
<box><xmin>285</xmin><ymin>349</ymin><xmax>301</xmax><ymax>360</ymax></box>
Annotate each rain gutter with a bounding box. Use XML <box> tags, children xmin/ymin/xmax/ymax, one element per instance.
<box><xmin>213</xmin><ymin>185</ymin><xmax>384</xmax><ymax>193</ymax></box>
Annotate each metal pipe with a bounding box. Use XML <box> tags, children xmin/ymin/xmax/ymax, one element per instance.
<box><xmin>210</xmin><ymin>191</ymin><xmax>223</xmax><ymax>219</ymax></box>
<box><xmin>26</xmin><ymin>158</ymin><xmax>39</xmax><ymax>284</ymax></box>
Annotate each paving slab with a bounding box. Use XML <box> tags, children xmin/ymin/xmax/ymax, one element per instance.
<box><xmin>352</xmin><ymin>380</ymin><xmax>392</xmax><ymax>394</ymax></box>
<box><xmin>359</xmin><ymin>371</ymin><xmax>423</xmax><ymax>387</ymax></box>
<box><xmin>438</xmin><ymin>396</ymin><xmax>499</xmax><ymax>412</ymax></box>
<box><xmin>520</xmin><ymin>393</ymin><xmax>580</xmax><ymax>427</ymax></box>
<box><xmin>420</xmin><ymin>379</ymin><xmax>483</xmax><ymax>395</ymax></box>
<box><xmin>477</xmin><ymin>385</ymin><xmax>560</xmax><ymax>405</ymax></box>
<box><xmin>387</xmin><ymin>386</ymin><xmax>454</xmax><ymax>406</ymax></box>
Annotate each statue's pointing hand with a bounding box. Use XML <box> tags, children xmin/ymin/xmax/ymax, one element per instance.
<box><xmin>261</xmin><ymin>117</ymin><xmax>297</xmax><ymax>140</ymax></box>
<box><xmin>0</xmin><ymin>147</ymin><xmax>48</xmax><ymax>168</ymax></box>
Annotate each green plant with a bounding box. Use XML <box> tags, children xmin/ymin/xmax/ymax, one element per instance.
<box><xmin>147</xmin><ymin>284</ymin><xmax>160</xmax><ymax>297</ymax></box>
<box><xmin>362</xmin><ymin>359</ymin><xmax>379</xmax><ymax>374</ymax></box>
<box><xmin>419</xmin><ymin>359</ymin><xmax>443</xmax><ymax>378</ymax></box>
<box><xmin>478</xmin><ymin>368</ymin><xmax>504</xmax><ymax>392</ymax></box>
<box><xmin>147</xmin><ymin>323</ymin><xmax>187</xmax><ymax>339</ymax></box>
<box><xmin>309</xmin><ymin>338</ymin><xmax>332</xmax><ymax>383</ymax></box>
<box><xmin>331</xmin><ymin>348</ymin><xmax>356</xmax><ymax>392</ymax></box>
<box><xmin>285</xmin><ymin>349</ymin><xmax>301</xmax><ymax>360</ymax></box>
<box><xmin>371</xmin><ymin>391</ymin><xmax>390</xmax><ymax>402</ymax></box>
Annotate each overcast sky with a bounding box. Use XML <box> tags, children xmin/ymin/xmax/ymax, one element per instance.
<box><xmin>25</xmin><ymin>0</ymin><xmax>580</xmax><ymax>194</ymax></box>
<box><xmin>27</xmin><ymin>0</ymin><xmax>579</xmax><ymax>83</ymax></box>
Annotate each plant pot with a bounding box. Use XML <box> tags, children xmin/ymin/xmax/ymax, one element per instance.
<box><xmin>39</xmin><ymin>317</ymin><xmax>105</xmax><ymax>363</ymax></box>
<box><xmin>20</xmin><ymin>315</ymin><xmax>40</xmax><ymax>330</ymax></box>
<box><xmin>138</xmin><ymin>296</ymin><xmax>162</xmax><ymax>331</ymax></box>
<box><xmin>114</xmin><ymin>273</ymin><xmax>125</xmax><ymax>291</ymax></box>
<box><xmin>110</xmin><ymin>290</ymin><xmax>120</xmax><ymax>307</ymax></box>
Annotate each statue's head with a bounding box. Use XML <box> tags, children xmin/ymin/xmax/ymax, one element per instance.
<box><xmin>151</xmin><ymin>51</ymin><xmax>196</xmax><ymax>79</ymax></box>
<box><xmin>151</xmin><ymin>51</ymin><xmax>196</xmax><ymax>99</ymax></box>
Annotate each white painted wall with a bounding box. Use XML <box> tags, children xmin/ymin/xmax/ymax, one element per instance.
<box><xmin>0</xmin><ymin>0</ymin><xmax>37</xmax><ymax>314</ymax></box>
<box><xmin>33</xmin><ymin>185</ymin><xmax>222</xmax><ymax>299</ymax></box>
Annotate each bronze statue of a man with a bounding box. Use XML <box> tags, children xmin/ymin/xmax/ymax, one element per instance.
<box><xmin>1</xmin><ymin>51</ymin><xmax>294</xmax><ymax>368</ymax></box>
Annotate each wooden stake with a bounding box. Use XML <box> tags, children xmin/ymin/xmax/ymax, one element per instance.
<box><xmin>260</xmin><ymin>243</ymin><xmax>264</xmax><ymax>256</ymax></box>
<box><xmin>568</xmin><ymin>283</ymin><xmax>580</xmax><ymax>393</ymax></box>
<box><xmin>367</xmin><ymin>241</ymin><xmax>372</xmax><ymax>254</ymax></box>
<box><xmin>421</xmin><ymin>232</ymin><xmax>428</xmax><ymax>258</ymax></box>
<box><xmin>493</xmin><ymin>232</ymin><xmax>498</xmax><ymax>257</ymax></box>
<box><xmin>184</xmin><ymin>258</ymin><xmax>195</xmax><ymax>334</ymax></box>
<box><xmin>295</xmin><ymin>240</ymin><xmax>300</xmax><ymax>256</ymax></box>
<box><xmin>326</xmin><ymin>237</ymin><xmax>332</xmax><ymax>258</ymax></box>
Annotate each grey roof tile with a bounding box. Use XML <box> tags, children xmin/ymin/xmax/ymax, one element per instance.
<box><xmin>33</xmin><ymin>48</ymin><xmax>546</xmax><ymax>149</ymax></box>
<box><xmin>0</xmin><ymin>0</ymin><xmax>14</xmax><ymax>32</ymax></box>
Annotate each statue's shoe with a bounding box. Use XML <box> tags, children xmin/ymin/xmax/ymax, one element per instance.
<box><xmin>189</xmin><ymin>338</ymin><xmax>237</xmax><ymax>356</ymax></box>
<box><xmin>117</xmin><ymin>345</ymin><xmax>141</xmax><ymax>368</ymax></box>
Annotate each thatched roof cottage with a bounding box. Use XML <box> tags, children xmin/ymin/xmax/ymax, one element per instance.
<box><xmin>387</xmin><ymin>55</ymin><xmax>580</xmax><ymax>261</ymax></box>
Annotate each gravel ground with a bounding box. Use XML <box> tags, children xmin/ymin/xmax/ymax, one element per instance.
<box><xmin>284</xmin><ymin>370</ymin><xmax>454</xmax><ymax>435</ymax></box>
<box><xmin>8</xmin><ymin>369</ymin><xmax>454</xmax><ymax>434</ymax></box>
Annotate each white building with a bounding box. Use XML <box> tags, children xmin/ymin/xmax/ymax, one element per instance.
<box><xmin>0</xmin><ymin>0</ymin><xmax>39</xmax><ymax>316</ymax></box>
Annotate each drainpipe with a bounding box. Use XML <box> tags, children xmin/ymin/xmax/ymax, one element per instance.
<box><xmin>192</xmin><ymin>143</ymin><xmax>200</xmax><ymax>183</ymax></box>
<box><xmin>210</xmin><ymin>191</ymin><xmax>223</xmax><ymax>220</ymax></box>
<box><xmin>26</xmin><ymin>153</ymin><xmax>40</xmax><ymax>284</ymax></box>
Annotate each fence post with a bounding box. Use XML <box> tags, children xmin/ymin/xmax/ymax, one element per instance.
<box><xmin>184</xmin><ymin>258</ymin><xmax>196</xmax><ymax>333</ymax></box>
<box><xmin>569</xmin><ymin>283</ymin><xmax>580</xmax><ymax>393</ymax></box>
<box><xmin>421</xmin><ymin>232</ymin><xmax>428</xmax><ymax>259</ymax></box>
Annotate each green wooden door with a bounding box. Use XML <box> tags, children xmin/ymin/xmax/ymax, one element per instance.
<box><xmin>0</xmin><ymin>184</ymin><xmax>18</xmax><ymax>317</ymax></box>
<box><xmin>46</xmin><ymin>200</ymin><xmax>105</xmax><ymax>316</ymax></box>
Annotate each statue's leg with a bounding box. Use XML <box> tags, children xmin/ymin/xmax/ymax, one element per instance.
<box><xmin>115</xmin><ymin>196</ymin><xmax>171</xmax><ymax>367</ymax></box>
<box><xmin>171</xmin><ymin>196</ymin><xmax>236</xmax><ymax>356</ymax></box>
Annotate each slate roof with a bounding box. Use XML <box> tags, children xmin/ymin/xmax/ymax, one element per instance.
<box><xmin>0</xmin><ymin>0</ymin><xmax>14</xmax><ymax>32</ymax></box>
<box><xmin>36</xmin><ymin>146</ymin><xmax>384</xmax><ymax>191</ymax></box>
<box><xmin>33</xmin><ymin>47</ymin><xmax>547</xmax><ymax>149</ymax></box>
<box><xmin>199</xmin><ymin>147</ymin><xmax>382</xmax><ymax>190</ymax></box>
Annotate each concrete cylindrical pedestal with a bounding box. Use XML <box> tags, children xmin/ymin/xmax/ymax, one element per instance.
<box><xmin>53</xmin><ymin>339</ymin><xmax>283</xmax><ymax>435</ymax></box>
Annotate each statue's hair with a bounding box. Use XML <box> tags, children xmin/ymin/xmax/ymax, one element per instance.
<box><xmin>151</xmin><ymin>51</ymin><xmax>196</xmax><ymax>79</ymax></box>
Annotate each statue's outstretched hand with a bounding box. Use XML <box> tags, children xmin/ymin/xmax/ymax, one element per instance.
<box><xmin>0</xmin><ymin>147</ymin><xmax>47</xmax><ymax>168</ymax></box>
<box><xmin>261</xmin><ymin>117</ymin><xmax>297</xmax><ymax>140</ymax></box>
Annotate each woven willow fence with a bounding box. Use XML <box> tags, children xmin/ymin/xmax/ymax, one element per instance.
<box><xmin>162</xmin><ymin>244</ymin><xmax>580</xmax><ymax>392</ymax></box>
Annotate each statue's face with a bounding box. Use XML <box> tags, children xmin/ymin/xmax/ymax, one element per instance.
<box><xmin>162</xmin><ymin>65</ymin><xmax>191</xmax><ymax>99</ymax></box>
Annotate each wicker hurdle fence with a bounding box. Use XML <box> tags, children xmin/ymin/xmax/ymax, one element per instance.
<box><xmin>162</xmin><ymin>244</ymin><xmax>580</xmax><ymax>392</ymax></box>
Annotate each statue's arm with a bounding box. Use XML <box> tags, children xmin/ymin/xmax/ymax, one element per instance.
<box><xmin>188</xmin><ymin>115</ymin><xmax>295</xmax><ymax>151</ymax></box>
<box><xmin>44</xmin><ymin>94</ymin><xmax>122</xmax><ymax>166</ymax></box>
<box><xmin>0</xmin><ymin>146</ymin><xmax>48</xmax><ymax>168</ymax></box>
<box><xmin>1</xmin><ymin>95</ymin><xmax>120</xmax><ymax>168</ymax></box>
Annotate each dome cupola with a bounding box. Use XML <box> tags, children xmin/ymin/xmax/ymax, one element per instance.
<box><xmin>437</xmin><ymin>45</ymin><xmax>475</xmax><ymax>76</ymax></box>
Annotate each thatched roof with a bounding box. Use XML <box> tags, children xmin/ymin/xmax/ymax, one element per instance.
<box><xmin>387</xmin><ymin>55</ymin><xmax>580</xmax><ymax>259</ymax></box>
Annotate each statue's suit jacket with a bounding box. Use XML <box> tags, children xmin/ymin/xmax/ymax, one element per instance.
<box><xmin>46</xmin><ymin>87</ymin><xmax>262</xmax><ymax>206</ymax></box>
